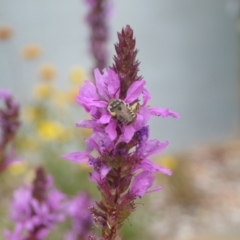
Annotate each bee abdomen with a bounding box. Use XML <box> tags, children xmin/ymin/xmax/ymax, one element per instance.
<box><xmin>107</xmin><ymin>98</ymin><xmax>137</xmax><ymax>125</ymax></box>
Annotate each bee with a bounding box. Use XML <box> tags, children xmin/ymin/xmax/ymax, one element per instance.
<box><xmin>107</xmin><ymin>98</ymin><xmax>138</xmax><ymax>125</ymax></box>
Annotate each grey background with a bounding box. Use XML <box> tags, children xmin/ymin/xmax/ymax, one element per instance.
<box><xmin>0</xmin><ymin>0</ymin><xmax>239</xmax><ymax>152</ymax></box>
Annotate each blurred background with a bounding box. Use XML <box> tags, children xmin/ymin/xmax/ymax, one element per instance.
<box><xmin>0</xmin><ymin>0</ymin><xmax>240</xmax><ymax>240</ymax></box>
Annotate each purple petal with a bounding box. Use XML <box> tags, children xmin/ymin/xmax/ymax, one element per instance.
<box><xmin>105</xmin><ymin>120</ymin><xmax>117</xmax><ymax>140</ymax></box>
<box><xmin>99</xmin><ymin>165</ymin><xmax>111</xmax><ymax>179</ymax></box>
<box><xmin>150</xmin><ymin>108</ymin><xmax>180</xmax><ymax>118</ymax></box>
<box><xmin>132</xmin><ymin>114</ymin><xmax>144</xmax><ymax>131</ymax></box>
<box><xmin>94</xmin><ymin>68</ymin><xmax>109</xmax><ymax>100</ymax></box>
<box><xmin>146</xmin><ymin>186</ymin><xmax>162</xmax><ymax>194</ymax></box>
<box><xmin>95</xmin><ymin>132</ymin><xmax>114</xmax><ymax>152</ymax></box>
<box><xmin>138</xmin><ymin>106</ymin><xmax>151</xmax><ymax>125</ymax></box>
<box><xmin>76</xmin><ymin>80</ymin><xmax>107</xmax><ymax>110</ymax></box>
<box><xmin>98</xmin><ymin>113</ymin><xmax>111</xmax><ymax>124</ymax></box>
<box><xmin>142</xmin><ymin>88</ymin><xmax>151</xmax><ymax>106</ymax></box>
<box><xmin>88</xmin><ymin>100</ymin><xmax>107</xmax><ymax>108</ymax></box>
<box><xmin>76</xmin><ymin>81</ymin><xmax>97</xmax><ymax>103</ymax></box>
<box><xmin>76</xmin><ymin>120</ymin><xmax>102</xmax><ymax>132</ymax></box>
<box><xmin>61</xmin><ymin>152</ymin><xmax>90</xmax><ymax>163</ymax></box>
<box><xmin>90</xmin><ymin>168</ymin><xmax>109</xmax><ymax>184</ymax></box>
<box><xmin>85</xmin><ymin>135</ymin><xmax>101</xmax><ymax>154</ymax></box>
<box><xmin>139</xmin><ymin>140</ymin><xmax>168</xmax><ymax>157</ymax></box>
<box><xmin>121</xmin><ymin>125</ymin><xmax>136</xmax><ymax>143</ymax></box>
<box><xmin>125</xmin><ymin>80</ymin><xmax>146</xmax><ymax>103</ymax></box>
<box><xmin>139</xmin><ymin>159</ymin><xmax>172</xmax><ymax>176</ymax></box>
<box><xmin>107</xmin><ymin>69</ymin><xmax>120</xmax><ymax>98</ymax></box>
<box><xmin>130</xmin><ymin>171</ymin><xmax>154</xmax><ymax>197</ymax></box>
<box><xmin>89</xmin><ymin>170</ymin><xmax>99</xmax><ymax>183</ymax></box>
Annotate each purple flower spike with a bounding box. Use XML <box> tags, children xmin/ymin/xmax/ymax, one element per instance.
<box><xmin>85</xmin><ymin>0</ymin><xmax>112</xmax><ymax>73</ymax></box>
<box><xmin>65</xmin><ymin>193</ymin><xmax>94</xmax><ymax>240</ymax></box>
<box><xmin>63</xmin><ymin>25</ymin><xmax>179</xmax><ymax>240</ymax></box>
<box><xmin>5</xmin><ymin>167</ymin><xmax>65</xmax><ymax>240</ymax></box>
<box><xmin>0</xmin><ymin>89</ymin><xmax>21</xmax><ymax>172</ymax></box>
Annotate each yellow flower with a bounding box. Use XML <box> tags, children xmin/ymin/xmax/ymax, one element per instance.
<box><xmin>51</xmin><ymin>89</ymin><xmax>69</xmax><ymax>108</ymax></box>
<box><xmin>38</xmin><ymin>63</ymin><xmax>57</xmax><ymax>81</ymax></box>
<box><xmin>0</xmin><ymin>25</ymin><xmax>13</xmax><ymax>40</ymax></box>
<box><xmin>69</xmin><ymin>66</ymin><xmax>87</xmax><ymax>85</ymax></box>
<box><xmin>7</xmin><ymin>161</ymin><xmax>27</xmax><ymax>176</ymax></box>
<box><xmin>23</xmin><ymin>106</ymin><xmax>41</xmax><ymax>121</ymax></box>
<box><xmin>37</xmin><ymin>120</ymin><xmax>64</xmax><ymax>141</ymax></box>
<box><xmin>155</xmin><ymin>155</ymin><xmax>178</xmax><ymax>171</ymax></box>
<box><xmin>33</xmin><ymin>83</ymin><xmax>53</xmax><ymax>99</ymax></box>
<box><xmin>21</xmin><ymin>44</ymin><xmax>42</xmax><ymax>60</ymax></box>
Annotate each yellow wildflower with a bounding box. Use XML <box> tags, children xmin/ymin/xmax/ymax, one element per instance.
<box><xmin>38</xmin><ymin>63</ymin><xmax>57</xmax><ymax>81</ymax></box>
<box><xmin>155</xmin><ymin>155</ymin><xmax>178</xmax><ymax>171</ymax></box>
<box><xmin>69</xmin><ymin>66</ymin><xmax>87</xmax><ymax>85</ymax></box>
<box><xmin>37</xmin><ymin>120</ymin><xmax>64</xmax><ymax>141</ymax></box>
<box><xmin>23</xmin><ymin>106</ymin><xmax>41</xmax><ymax>122</ymax></box>
<box><xmin>0</xmin><ymin>25</ymin><xmax>13</xmax><ymax>40</ymax></box>
<box><xmin>51</xmin><ymin>89</ymin><xmax>69</xmax><ymax>108</ymax></box>
<box><xmin>33</xmin><ymin>83</ymin><xmax>53</xmax><ymax>100</ymax></box>
<box><xmin>21</xmin><ymin>44</ymin><xmax>42</xmax><ymax>60</ymax></box>
<box><xmin>7</xmin><ymin>161</ymin><xmax>27</xmax><ymax>176</ymax></box>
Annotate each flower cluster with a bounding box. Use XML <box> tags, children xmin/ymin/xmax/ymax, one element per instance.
<box><xmin>85</xmin><ymin>0</ymin><xmax>111</xmax><ymax>72</ymax></box>
<box><xmin>63</xmin><ymin>25</ymin><xmax>179</xmax><ymax>240</ymax></box>
<box><xmin>65</xmin><ymin>193</ymin><xmax>94</xmax><ymax>240</ymax></box>
<box><xmin>0</xmin><ymin>89</ymin><xmax>21</xmax><ymax>172</ymax></box>
<box><xmin>4</xmin><ymin>167</ymin><xmax>65</xmax><ymax>240</ymax></box>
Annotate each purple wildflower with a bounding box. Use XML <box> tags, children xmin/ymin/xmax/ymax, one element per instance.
<box><xmin>65</xmin><ymin>193</ymin><xmax>94</xmax><ymax>240</ymax></box>
<box><xmin>63</xmin><ymin>25</ymin><xmax>179</xmax><ymax>240</ymax></box>
<box><xmin>4</xmin><ymin>167</ymin><xmax>65</xmax><ymax>240</ymax></box>
<box><xmin>0</xmin><ymin>89</ymin><xmax>21</xmax><ymax>172</ymax></box>
<box><xmin>85</xmin><ymin>0</ymin><xmax>112</xmax><ymax>72</ymax></box>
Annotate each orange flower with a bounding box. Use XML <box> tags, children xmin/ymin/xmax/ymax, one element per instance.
<box><xmin>38</xmin><ymin>63</ymin><xmax>57</xmax><ymax>81</ymax></box>
<box><xmin>0</xmin><ymin>25</ymin><xmax>13</xmax><ymax>40</ymax></box>
<box><xmin>21</xmin><ymin>44</ymin><xmax>42</xmax><ymax>60</ymax></box>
